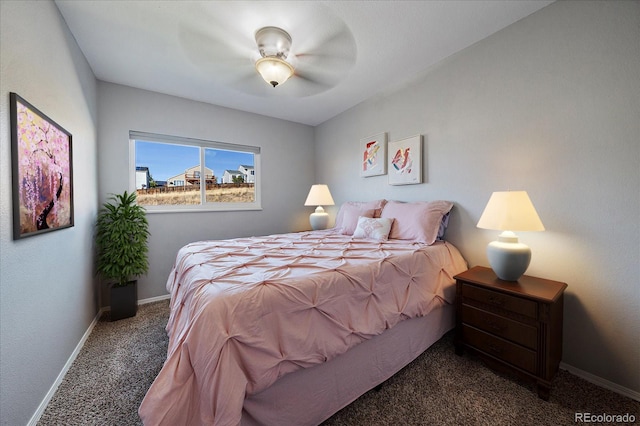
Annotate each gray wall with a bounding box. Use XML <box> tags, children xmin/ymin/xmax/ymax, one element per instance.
<box><xmin>315</xmin><ymin>1</ymin><xmax>639</xmax><ymax>394</ymax></box>
<box><xmin>1</xmin><ymin>1</ymin><xmax>638</xmax><ymax>424</ymax></box>
<box><xmin>0</xmin><ymin>1</ymin><xmax>99</xmax><ymax>425</ymax></box>
<box><xmin>97</xmin><ymin>82</ymin><xmax>316</xmax><ymax>303</ymax></box>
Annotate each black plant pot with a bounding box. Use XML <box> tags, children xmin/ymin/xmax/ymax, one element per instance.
<box><xmin>110</xmin><ymin>280</ymin><xmax>137</xmax><ymax>321</ymax></box>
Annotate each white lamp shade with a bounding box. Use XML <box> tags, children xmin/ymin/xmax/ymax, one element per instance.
<box><xmin>255</xmin><ymin>57</ymin><xmax>294</xmax><ymax>87</ymax></box>
<box><xmin>304</xmin><ymin>185</ymin><xmax>335</xmax><ymax>230</ymax></box>
<box><xmin>477</xmin><ymin>191</ymin><xmax>544</xmax><ymax>281</ymax></box>
<box><xmin>304</xmin><ymin>185</ymin><xmax>335</xmax><ymax>207</ymax></box>
<box><xmin>477</xmin><ymin>191</ymin><xmax>544</xmax><ymax>232</ymax></box>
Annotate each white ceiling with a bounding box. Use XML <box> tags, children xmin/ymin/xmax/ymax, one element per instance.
<box><xmin>54</xmin><ymin>0</ymin><xmax>553</xmax><ymax>126</ymax></box>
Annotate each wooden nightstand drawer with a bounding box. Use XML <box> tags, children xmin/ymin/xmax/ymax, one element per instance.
<box><xmin>455</xmin><ymin>266</ymin><xmax>567</xmax><ymax>400</ymax></box>
<box><xmin>461</xmin><ymin>304</ymin><xmax>538</xmax><ymax>350</ymax></box>
<box><xmin>462</xmin><ymin>283</ymin><xmax>537</xmax><ymax>319</ymax></box>
<box><xmin>462</xmin><ymin>324</ymin><xmax>537</xmax><ymax>374</ymax></box>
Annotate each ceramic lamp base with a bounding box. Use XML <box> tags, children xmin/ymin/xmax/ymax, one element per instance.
<box><xmin>309</xmin><ymin>206</ymin><xmax>329</xmax><ymax>230</ymax></box>
<box><xmin>486</xmin><ymin>231</ymin><xmax>531</xmax><ymax>281</ymax></box>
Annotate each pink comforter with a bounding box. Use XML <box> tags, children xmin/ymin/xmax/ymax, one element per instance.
<box><xmin>139</xmin><ymin>230</ymin><xmax>467</xmax><ymax>425</ymax></box>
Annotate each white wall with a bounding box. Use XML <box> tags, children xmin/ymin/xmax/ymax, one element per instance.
<box><xmin>0</xmin><ymin>1</ymin><xmax>99</xmax><ymax>425</ymax></box>
<box><xmin>97</xmin><ymin>82</ymin><xmax>316</xmax><ymax>303</ymax></box>
<box><xmin>315</xmin><ymin>1</ymin><xmax>639</xmax><ymax>394</ymax></box>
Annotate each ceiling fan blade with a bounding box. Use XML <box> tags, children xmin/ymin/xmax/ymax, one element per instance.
<box><xmin>293</xmin><ymin>28</ymin><xmax>356</xmax><ymax>62</ymax></box>
<box><xmin>286</xmin><ymin>14</ymin><xmax>357</xmax><ymax>92</ymax></box>
<box><xmin>176</xmin><ymin>2</ymin><xmax>261</xmax><ymax>83</ymax></box>
<box><xmin>293</xmin><ymin>68</ymin><xmax>338</xmax><ymax>89</ymax></box>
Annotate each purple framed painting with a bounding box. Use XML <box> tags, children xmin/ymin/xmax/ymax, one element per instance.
<box><xmin>10</xmin><ymin>93</ymin><xmax>74</xmax><ymax>239</ymax></box>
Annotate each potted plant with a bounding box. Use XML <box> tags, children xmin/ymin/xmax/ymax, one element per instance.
<box><xmin>96</xmin><ymin>191</ymin><xmax>150</xmax><ymax>321</ymax></box>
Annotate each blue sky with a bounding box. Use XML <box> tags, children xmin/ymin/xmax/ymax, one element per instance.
<box><xmin>135</xmin><ymin>141</ymin><xmax>254</xmax><ymax>182</ymax></box>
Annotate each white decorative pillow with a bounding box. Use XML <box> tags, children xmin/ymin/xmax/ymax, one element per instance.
<box><xmin>352</xmin><ymin>216</ymin><xmax>394</xmax><ymax>241</ymax></box>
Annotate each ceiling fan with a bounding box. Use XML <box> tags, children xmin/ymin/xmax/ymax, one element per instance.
<box><xmin>254</xmin><ymin>26</ymin><xmax>294</xmax><ymax>88</ymax></box>
<box><xmin>178</xmin><ymin>2</ymin><xmax>357</xmax><ymax>98</ymax></box>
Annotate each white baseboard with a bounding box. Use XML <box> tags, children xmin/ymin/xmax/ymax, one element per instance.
<box><xmin>27</xmin><ymin>307</ymin><xmax>105</xmax><ymax>426</ymax></box>
<box><xmin>560</xmin><ymin>362</ymin><xmax>640</xmax><ymax>401</ymax></box>
<box><xmin>137</xmin><ymin>293</ymin><xmax>171</xmax><ymax>306</ymax></box>
<box><xmin>28</xmin><ymin>294</ymin><xmax>171</xmax><ymax>426</ymax></box>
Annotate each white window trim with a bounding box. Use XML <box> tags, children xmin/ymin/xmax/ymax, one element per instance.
<box><xmin>129</xmin><ymin>131</ymin><xmax>262</xmax><ymax>213</ymax></box>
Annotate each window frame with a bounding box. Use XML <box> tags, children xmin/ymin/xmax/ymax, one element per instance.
<box><xmin>129</xmin><ymin>131</ymin><xmax>261</xmax><ymax>213</ymax></box>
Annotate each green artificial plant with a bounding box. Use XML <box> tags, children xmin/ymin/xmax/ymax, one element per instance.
<box><xmin>96</xmin><ymin>191</ymin><xmax>150</xmax><ymax>287</ymax></box>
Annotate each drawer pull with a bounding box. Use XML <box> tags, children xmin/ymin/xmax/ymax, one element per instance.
<box><xmin>487</xmin><ymin>321</ymin><xmax>505</xmax><ymax>332</ymax></box>
<box><xmin>487</xmin><ymin>344</ymin><xmax>502</xmax><ymax>355</ymax></box>
<box><xmin>488</xmin><ymin>296</ymin><xmax>505</xmax><ymax>306</ymax></box>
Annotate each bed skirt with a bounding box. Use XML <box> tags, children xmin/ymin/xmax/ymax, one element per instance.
<box><xmin>241</xmin><ymin>303</ymin><xmax>455</xmax><ymax>426</ymax></box>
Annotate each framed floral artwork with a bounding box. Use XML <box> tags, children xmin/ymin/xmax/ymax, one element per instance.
<box><xmin>10</xmin><ymin>93</ymin><xmax>74</xmax><ymax>239</ymax></box>
<box><xmin>360</xmin><ymin>132</ymin><xmax>387</xmax><ymax>177</ymax></box>
<box><xmin>388</xmin><ymin>134</ymin><xmax>422</xmax><ymax>185</ymax></box>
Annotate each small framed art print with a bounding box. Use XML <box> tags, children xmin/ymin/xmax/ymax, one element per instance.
<box><xmin>360</xmin><ymin>132</ymin><xmax>387</xmax><ymax>177</ymax></box>
<box><xmin>388</xmin><ymin>134</ymin><xmax>422</xmax><ymax>185</ymax></box>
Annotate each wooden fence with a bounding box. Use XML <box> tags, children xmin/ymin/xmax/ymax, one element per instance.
<box><xmin>137</xmin><ymin>183</ymin><xmax>254</xmax><ymax>195</ymax></box>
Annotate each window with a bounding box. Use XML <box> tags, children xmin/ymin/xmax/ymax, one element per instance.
<box><xmin>130</xmin><ymin>131</ymin><xmax>261</xmax><ymax>212</ymax></box>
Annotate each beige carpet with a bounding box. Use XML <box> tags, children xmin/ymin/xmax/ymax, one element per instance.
<box><xmin>37</xmin><ymin>300</ymin><xmax>638</xmax><ymax>425</ymax></box>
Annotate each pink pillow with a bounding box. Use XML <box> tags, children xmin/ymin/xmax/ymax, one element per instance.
<box><xmin>380</xmin><ymin>200</ymin><xmax>454</xmax><ymax>244</ymax></box>
<box><xmin>352</xmin><ymin>217</ymin><xmax>394</xmax><ymax>241</ymax></box>
<box><xmin>337</xmin><ymin>206</ymin><xmax>375</xmax><ymax>235</ymax></box>
<box><xmin>334</xmin><ymin>199</ymin><xmax>387</xmax><ymax>234</ymax></box>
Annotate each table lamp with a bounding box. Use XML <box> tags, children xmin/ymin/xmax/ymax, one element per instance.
<box><xmin>476</xmin><ymin>191</ymin><xmax>545</xmax><ymax>281</ymax></box>
<box><xmin>304</xmin><ymin>184</ymin><xmax>335</xmax><ymax>230</ymax></box>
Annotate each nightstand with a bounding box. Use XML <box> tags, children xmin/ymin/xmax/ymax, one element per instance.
<box><xmin>454</xmin><ymin>266</ymin><xmax>567</xmax><ymax>400</ymax></box>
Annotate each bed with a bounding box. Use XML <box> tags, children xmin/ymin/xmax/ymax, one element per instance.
<box><xmin>139</xmin><ymin>199</ymin><xmax>467</xmax><ymax>425</ymax></box>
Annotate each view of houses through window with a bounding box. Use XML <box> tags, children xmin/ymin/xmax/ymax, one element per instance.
<box><xmin>131</xmin><ymin>132</ymin><xmax>260</xmax><ymax>211</ymax></box>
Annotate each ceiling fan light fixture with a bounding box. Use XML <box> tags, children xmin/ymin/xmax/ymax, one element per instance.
<box><xmin>255</xmin><ymin>56</ymin><xmax>294</xmax><ymax>88</ymax></box>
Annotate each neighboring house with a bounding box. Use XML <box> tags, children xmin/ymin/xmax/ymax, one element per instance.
<box><xmin>238</xmin><ymin>165</ymin><xmax>255</xmax><ymax>183</ymax></box>
<box><xmin>167</xmin><ymin>165</ymin><xmax>214</xmax><ymax>186</ymax></box>
<box><xmin>222</xmin><ymin>165</ymin><xmax>254</xmax><ymax>184</ymax></box>
<box><xmin>222</xmin><ymin>169</ymin><xmax>243</xmax><ymax>184</ymax></box>
<box><xmin>135</xmin><ymin>166</ymin><xmax>150</xmax><ymax>189</ymax></box>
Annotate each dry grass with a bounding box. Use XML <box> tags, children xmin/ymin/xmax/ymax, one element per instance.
<box><xmin>137</xmin><ymin>186</ymin><xmax>254</xmax><ymax>205</ymax></box>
